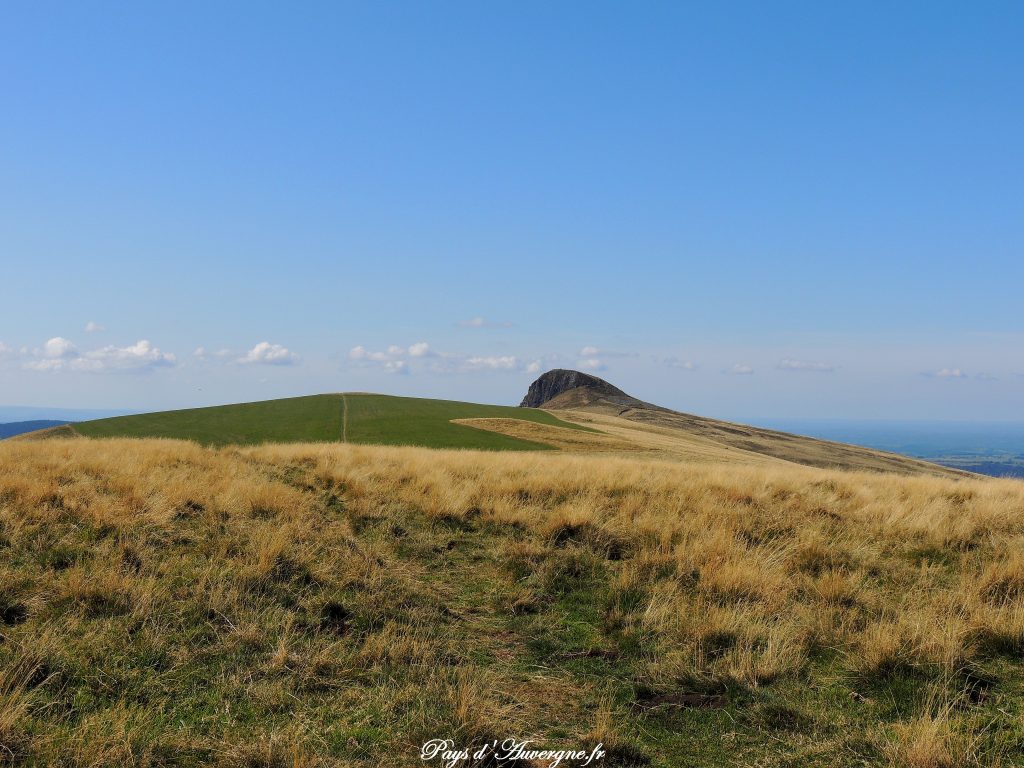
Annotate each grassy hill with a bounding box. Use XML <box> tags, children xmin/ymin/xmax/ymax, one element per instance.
<box><xmin>23</xmin><ymin>368</ymin><xmax>964</xmax><ymax>479</ymax></box>
<box><xmin>1</xmin><ymin>437</ymin><xmax>1022</xmax><ymax>766</ymax></box>
<box><xmin>27</xmin><ymin>388</ymin><xmax>959</xmax><ymax>479</ymax></box>
<box><xmin>534</xmin><ymin>380</ymin><xmax>967</xmax><ymax>477</ymax></box>
<box><xmin>70</xmin><ymin>394</ymin><xmax>592</xmax><ymax>450</ymax></box>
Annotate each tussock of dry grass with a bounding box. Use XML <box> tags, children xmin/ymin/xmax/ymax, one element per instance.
<box><xmin>1</xmin><ymin>438</ymin><xmax>1023</xmax><ymax>765</ymax></box>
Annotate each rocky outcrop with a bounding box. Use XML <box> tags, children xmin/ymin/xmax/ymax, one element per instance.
<box><xmin>519</xmin><ymin>369</ymin><xmax>631</xmax><ymax>408</ymax></box>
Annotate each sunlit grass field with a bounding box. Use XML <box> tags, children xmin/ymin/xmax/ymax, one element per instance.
<box><xmin>2</xmin><ymin>438</ymin><xmax>1024</xmax><ymax>766</ymax></box>
<box><xmin>72</xmin><ymin>394</ymin><xmax>590</xmax><ymax>450</ymax></box>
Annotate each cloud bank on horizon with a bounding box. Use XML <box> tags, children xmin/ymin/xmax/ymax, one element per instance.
<box><xmin>0</xmin><ymin>325</ymin><xmax>1013</xmax><ymax>421</ymax></box>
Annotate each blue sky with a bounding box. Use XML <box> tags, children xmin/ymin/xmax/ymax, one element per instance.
<box><xmin>2</xmin><ymin>2</ymin><xmax>1022</xmax><ymax>420</ymax></box>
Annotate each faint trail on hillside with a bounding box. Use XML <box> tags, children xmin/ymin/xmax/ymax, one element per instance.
<box><xmin>341</xmin><ymin>394</ymin><xmax>348</xmax><ymax>443</ymax></box>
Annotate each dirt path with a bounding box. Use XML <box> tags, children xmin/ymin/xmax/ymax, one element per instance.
<box><xmin>341</xmin><ymin>394</ymin><xmax>349</xmax><ymax>443</ymax></box>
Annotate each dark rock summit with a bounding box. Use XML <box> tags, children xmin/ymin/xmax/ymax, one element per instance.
<box><xmin>519</xmin><ymin>369</ymin><xmax>632</xmax><ymax>408</ymax></box>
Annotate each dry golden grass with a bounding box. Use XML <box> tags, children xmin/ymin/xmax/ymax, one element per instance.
<box><xmin>451</xmin><ymin>417</ymin><xmax>646</xmax><ymax>453</ymax></box>
<box><xmin>550</xmin><ymin>405</ymin><xmax>968</xmax><ymax>477</ymax></box>
<box><xmin>0</xmin><ymin>438</ymin><xmax>1022</xmax><ymax>766</ymax></box>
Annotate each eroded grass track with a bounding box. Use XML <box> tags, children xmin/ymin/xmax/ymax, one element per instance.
<box><xmin>1</xmin><ymin>439</ymin><xmax>1024</xmax><ymax>766</ymax></box>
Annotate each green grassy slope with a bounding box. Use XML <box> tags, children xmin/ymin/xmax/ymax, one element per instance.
<box><xmin>74</xmin><ymin>395</ymin><xmax>345</xmax><ymax>446</ymax></box>
<box><xmin>342</xmin><ymin>394</ymin><xmax>586</xmax><ymax>449</ymax></box>
<box><xmin>73</xmin><ymin>393</ymin><xmax>590</xmax><ymax>450</ymax></box>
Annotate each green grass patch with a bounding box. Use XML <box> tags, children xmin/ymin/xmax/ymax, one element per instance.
<box><xmin>74</xmin><ymin>394</ymin><xmax>344</xmax><ymax>446</ymax></box>
<box><xmin>344</xmin><ymin>394</ymin><xmax>591</xmax><ymax>449</ymax></box>
<box><xmin>73</xmin><ymin>393</ymin><xmax>592</xmax><ymax>449</ymax></box>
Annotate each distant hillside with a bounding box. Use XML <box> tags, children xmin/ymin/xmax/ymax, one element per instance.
<box><xmin>931</xmin><ymin>456</ymin><xmax>1024</xmax><ymax>479</ymax></box>
<box><xmin>519</xmin><ymin>369</ymin><xmax>967</xmax><ymax>477</ymax></box>
<box><xmin>18</xmin><ymin>375</ymin><xmax>972</xmax><ymax>478</ymax></box>
<box><xmin>63</xmin><ymin>393</ymin><xmax>591</xmax><ymax>450</ymax></box>
<box><xmin>0</xmin><ymin>420</ymin><xmax>69</xmax><ymax>439</ymax></box>
<box><xmin>751</xmin><ymin>418</ymin><xmax>1024</xmax><ymax>479</ymax></box>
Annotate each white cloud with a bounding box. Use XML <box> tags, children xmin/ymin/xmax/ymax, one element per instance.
<box><xmin>725</xmin><ymin>364</ymin><xmax>754</xmax><ymax>375</ymax></box>
<box><xmin>351</xmin><ymin>341</ymin><xmax>430</xmax><ymax>368</ymax></box>
<box><xmin>350</xmin><ymin>346</ymin><xmax>373</xmax><ymax>361</ymax></box>
<box><xmin>975</xmin><ymin>372</ymin><xmax>997</xmax><ymax>381</ymax></box>
<box><xmin>458</xmin><ymin>317</ymin><xmax>514</xmax><ymax>328</ymax></box>
<box><xmin>23</xmin><ymin>337</ymin><xmax>79</xmax><ymax>369</ymax></box>
<box><xmin>578</xmin><ymin>358</ymin><xmax>607</xmax><ymax>372</ymax></box>
<box><xmin>76</xmin><ymin>340</ymin><xmax>176</xmax><ymax>372</ymax></box>
<box><xmin>777</xmin><ymin>358</ymin><xmax>835</xmax><ymax>373</ymax></box>
<box><xmin>663</xmin><ymin>357</ymin><xmax>697</xmax><ymax>370</ymax></box>
<box><xmin>464</xmin><ymin>355</ymin><xmax>520</xmax><ymax>371</ymax></box>
<box><xmin>43</xmin><ymin>337</ymin><xmax>78</xmax><ymax>359</ymax></box>
<box><xmin>84</xmin><ymin>321</ymin><xmax>105</xmax><ymax>333</ymax></box>
<box><xmin>580</xmin><ymin>345</ymin><xmax>600</xmax><ymax>356</ymax></box>
<box><xmin>928</xmin><ymin>367</ymin><xmax>968</xmax><ymax>379</ymax></box>
<box><xmin>350</xmin><ymin>345</ymin><xmax>398</xmax><ymax>363</ymax></box>
<box><xmin>237</xmin><ymin>342</ymin><xmax>298</xmax><ymax>366</ymax></box>
<box><xmin>351</xmin><ymin>342</ymin><xmax>541</xmax><ymax>375</ymax></box>
<box><xmin>26</xmin><ymin>339</ymin><xmax>176</xmax><ymax>373</ymax></box>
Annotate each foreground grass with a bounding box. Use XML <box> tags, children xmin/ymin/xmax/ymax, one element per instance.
<box><xmin>2</xmin><ymin>440</ymin><xmax>1024</xmax><ymax>766</ymax></box>
<box><xmin>71</xmin><ymin>394</ymin><xmax>589</xmax><ymax>450</ymax></box>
